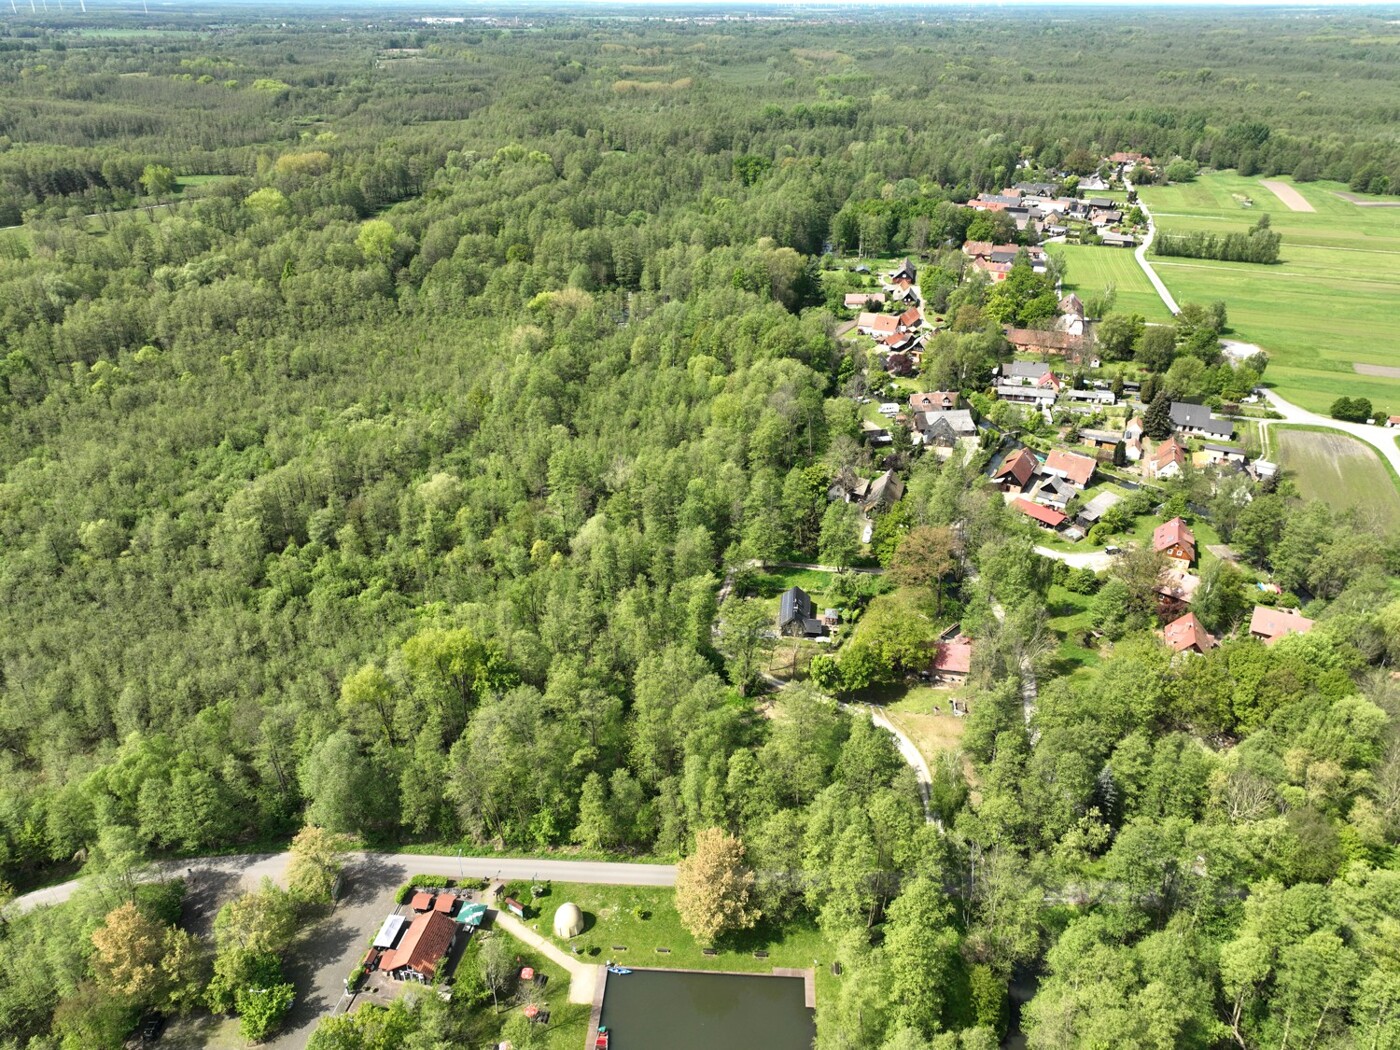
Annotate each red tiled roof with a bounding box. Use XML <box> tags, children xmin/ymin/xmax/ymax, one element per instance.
<box><xmin>962</xmin><ymin>240</ymin><xmax>994</xmax><ymax>258</ymax></box>
<box><xmin>845</xmin><ymin>292</ymin><xmax>885</xmax><ymax>307</ymax></box>
<box><xmin>909</xmin><ymin>392</ymin><xmax>959</xmax><ymax>413</ymax></box>
<box><xmin>410</xmin><ymin>891</ymin><xmax>434</xmax><ymax>911</ymax></box>
<box><xmin>1012</xmin><ymin>497</ymin><xmax>1066</xmax><ymax>528</ymax></box>
<box><xmin>858</xmin><ymin>312</ymin><xmax>899</xmax><ymax>334</ymax></box>
<box><xmin>1044</xmin><ymin>449</ymin><xmax>1096</xmax><ymax>487</ymax></box>
<box><xmin>898</xmin><ymin>307</ymin><xmax>922</xmax><ymax>328</ymax></box>
<box><xmin>994</xmin><ymin>448</ymin><xmax>1039</xmax><ymax>487</ymax></box>
<box><xmin>932</xmin><ymin>640</ymin><xmax>973</xmax><ymax>675</ymax></box>
<box><xmin>1163</xmin><ymin>612</ymin><xmax>1215</xmax><ymax>653</ymax></box>
<box><xmin>1153</xmin><ymin>517</ymin><xmax>1196</xmax><ymax>555</ymax></box>
<box><xmin>1249</xmin><ymin>605</ymin><xmax>1314</xmax><ymax>645</ymax></box>
<box><xmin>379</xmin><ymin>911</ymin><xmax>456</xmax><ymax>977</ymax></box>
<box><xmin>1004</xmin><ymin>328</ymin><xmax>1083</xmax><ymax>353</ymax></box>
<box><xmin>1153</xmin><ymin>438</ymin><xmax>1187</xmax><ymax>468</ymax></box>
<box><xmin>433</xmin><ymin>893</ymin><xmax>456</xmax><ymax>913</ymax></box>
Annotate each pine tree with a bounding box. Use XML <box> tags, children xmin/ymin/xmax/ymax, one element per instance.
<box><xmin>1143</xmin><ymin>390</ymin><xmax>1174</xmax><ymax>440</ymax></box>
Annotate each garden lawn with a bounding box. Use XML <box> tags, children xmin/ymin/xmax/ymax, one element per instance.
<box><xmin>1272</xmin><ymin>427</ymin><xmax>1400</xmax><ymax>533</ymax></box>
<box><xmin>1139</xmin><ymin>173</ymin><xmax>1400</xmax><ymax>415</ymax></box>
<box><xmin>1046</xmin><ymin>243</ymin><xmax>1173</xmax><ymax>322</ymax></box>
<box><xmin>513</xmin><ymin>883</ymin><xmax>840</xmax><ymax>1008</ymax></box>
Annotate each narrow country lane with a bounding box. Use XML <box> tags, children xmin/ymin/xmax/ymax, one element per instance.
<box><xmin>1127</xmin><ymin>179</ymin><xmax>1181</xmax><ymax>315</ymax></box>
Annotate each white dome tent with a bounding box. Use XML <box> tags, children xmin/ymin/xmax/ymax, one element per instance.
<box><xmin>553</xmin><ymin>901</ymin><xmax>584</xmax><ymax>939</ymax></box>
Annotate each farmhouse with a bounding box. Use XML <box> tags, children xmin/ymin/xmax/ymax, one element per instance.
<box><xmin>1170</xmin><ymin>402</ymin><xmax>1234</xmax><ymax>440</ymax></box>
<box><xmin>379</xmin><ymin>910</ymin><xmax>458</xmax><ymax>983</ymax></box>
<box><xmin>1150</xmin><ymin>437</ymin><xmax>1187</xmax><ymax>479</ymax></box>
<box><xmin>1163</xmin><ymin>612</ymin><xmax>1215</xmax><ymax>655</ymax></box>
<box><xmin>1042</xmin><ymin>449</ymin><xmax>1097</xmax><ymax>488</ymax></box>
<box><xmin>1249</xmin><ymin>606</ymin><xmax>1314</xmax><ymax>646</ymax></box>
<box><xmin>914</xmin><ymin>410</ymin><xmax>977</xmax><ymax>447</ymax></box>
<box><xmin>909</xmin><ymin>391</ymin><xmax>962</xmax><ymax>414</ymax></box>
<box><xmin>857</xmin><ymin>312</ymin><xmax>899</xmax><ymax>338</ymax></box>
<box><xmin>778</xmin><ymin>586</ymin><xmax>826</xmax><ymax>638</ymax></box>
<box><xmin>1155</xmin><ymin>568</ymin><xmax>1201</xmax><ymax>619</ymax></box>
<box><xmin>1098</xmin><ymin>231</ymin><xmax>1137</xmax><ymax>248</ymax></box>
<box><xmin>1004</xmin><ymin>328</ymin><xmax>1086</xmax><ymax>357</ymax></box>
<box><xmin>1030</xmin><ymin>473</ymin><xmax>1076</xmax><ymax>510</ymax></box>
<box><xmin>992</xmin><ymin>448</ymin><xmax>1040</xmax><ymax>491</ymax></box>
<box><xmin>1153</xmin><ymin>517</ymin><xmax>1196</xmax><ymax>565</ymax></box>
<box><xmin>889</xmin><ymin>258</ymin><xmax>917</xmax><ymax>283</ymax></box>
<box><xmin>845</xmin><ymin>292</ymin><xmax>885</xmax><ymax>310</ymax></box>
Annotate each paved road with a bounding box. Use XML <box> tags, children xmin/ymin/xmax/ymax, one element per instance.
<box><xmin>1256</xmin><ymin>389</ymin><xmax>1400</xmax><ymax>480</ymax></box>
<box><xmin>1034</xmin><ymin>545</ymin><xmax>1116</xmax><ymax>572</ymax></box>
<box><xmin>1129</xmin><ymin>180</ymin><xmax>1181</xmax><ymax>315</ymax></box>
<box><xmin>9</xmin><ymin>851</ymin><xmax>677</xmax><ymax>916</ymax></box>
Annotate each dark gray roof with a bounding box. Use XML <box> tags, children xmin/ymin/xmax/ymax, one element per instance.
<box><xmin>1003</xmin><ymin>360</ymin><xmax>1053</xmax><ymax>380</ymax></box>
<box><xmin>1170</xmin><ymin>401</ymin><xmax>1234</xmax><ymax>438</ymax></box>
<box><xmin>778</xmin><ymin>586</ymin><xmax>814</xmax><ymax>629</ymax></box>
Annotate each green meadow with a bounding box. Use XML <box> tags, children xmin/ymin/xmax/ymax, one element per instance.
<box><xmin>1139</xmin><ymin>173</ymin><xmax>1400</xmax><ymax>415</ymax></box>
<box><xmin>1047</xmin><ymin>243</ymin><xmax>1173</xmax><ymax>323</ymax></box>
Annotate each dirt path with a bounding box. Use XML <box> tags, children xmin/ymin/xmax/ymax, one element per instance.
<box><xmin>1260</xmin><ymin>180</ymin><xmax>1314</xmax><ymax>212</ymax></box>
<box><xmin>492</xmin><ymin>908</ymin><xmax>601</xmax><ymax>1004</ymax></box>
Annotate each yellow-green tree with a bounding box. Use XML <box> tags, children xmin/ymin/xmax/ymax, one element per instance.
<box><xmin>675</xmin><ymin>828</ymin><xmax>760</xmax><ymax>944</ymax></box>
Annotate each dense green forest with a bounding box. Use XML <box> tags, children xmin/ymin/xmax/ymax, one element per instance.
<box><xmin>1</xmin><ymin>6</ymin><xmax>1399</xmax><ymax>1050</ymax></box>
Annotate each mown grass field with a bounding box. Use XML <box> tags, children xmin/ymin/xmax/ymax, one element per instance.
<box><xmin>1046</xmin><ymin>243</ymin><xmax>1173</xmax><ymax>323</ymax></box>
<box><xmin>1272</xmin><ymin>427</ymin><xmax>1400</xmax><ymax>533</ymax></box>
<box><xmin>1139</xmin><ymin>173</ymin><xmax>1400</xmax><ymax>414</ymax></box>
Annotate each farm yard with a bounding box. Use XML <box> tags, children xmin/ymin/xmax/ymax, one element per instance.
<box><xmin>1271</xmin><ymin>427</ymin><xmax>1400</xmax><ymax>531</ymax></box>
<box><xmin>1139</xmin><ymin>172</ymin><xmax>1400</xmax><ymax>415</ymax></box>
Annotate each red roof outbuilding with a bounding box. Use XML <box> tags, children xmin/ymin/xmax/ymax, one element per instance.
<box><xmin>1012</xmin><ymin>497</ymin><xmax>1067</xmax><ymax>528</ymax></box>
<box><xmin>410</xmin><ymin>891</ymin><xmax>435</xmax><ymax>912</ymax></box>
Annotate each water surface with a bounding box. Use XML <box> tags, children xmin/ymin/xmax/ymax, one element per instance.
<box><xmin>598</xmin><ymin>968</ymin><xmax>814</xmax><ymax>1050</ymax></box>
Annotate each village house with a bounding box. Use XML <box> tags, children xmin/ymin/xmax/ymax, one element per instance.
<box><xmin>778</xmin><ymin>586</ymin><xmax>826</xmax><ymax>638</ymax></box>
<box><xmin>1203</xmin><ymin>443</ymin><xmax>1249</xmax><ymax>467</ymax></box>
<box><xmin>1149</xmin><ymin>436</ymin><xmax>1188</xmax><ymax>479</ymax></box>
<box><xmin>1154</xmin><ymin>516</ymin><xmax>1196</xmax><ymax>564</ymax></box>
<box><xmin>913</xmin><ymin>410</ymin><xmax>977</xmax><ymax>448</ymax></box>
<box><xmin>1067</xmin><ymin>387</ymin><xmax>1116</xmax><ymax>407</ymax></box>
<box><xmin>897</xmin><ymin>307</ymin><xmax>924</xmax><ymax>332</ymax></box>
<box><xmin>1249</xmin><ymin>605</ymin><xmax>1314</xmax><ymax>646</ymax></box>
<box><xmin>379</xmin><ymin>910</ymin><xmax>458</xmax><ymax>983</ymax></box>
<box><xmin>1029</xmin><ymin>473</ymin><xmax>1076</xmax><ymax>510</ymax></box>
<box><xmin>1012</xmin><ymin>496</ymin><xmax>1067</xmax><ymax>531</ymax></box>
<box><xmin>862</xmin><ymin>469</ymin><xmax>904</xmax><ymax>514</ymax></box>
<box><xmin>992</xmin><ymin>448</ymin><xmax>1040</xmax><ymax>492</ymax></box>
<box><xmin>1004</xmin><ymin>328</ymin><xmax>1087</xmax><ymax>357</ymax></box>
<box><xmin>1042</xmin><ymin>448</ymin><xmax>1097</xmax><ymax>489</ymax></box>
<box><xmin>929</xmin><ymin>635</ymin><xmax>974</xmax><ymax>684</ymax></box>
<box><xmin>996</xmin><ymin>384</ymin><xmax>1057</xmax><ymax>408</ymax></box>
<box><xmin>1123</xmin><ymin>417</ymin><xmax>1145</xmax><ymax>462</ymax></box>
<box><xmin>1000</xmin><ymin>360</ymin><xmax>1059</xmax><ymax>388</ymax></box>
<box><xmin>1163</xmin><ymin>612</ymin><xmax>1216</xmax><ymax>655</ymax></box>
<box><xmin>845</xmin><ymin>291</ymin><xmax>885</xmax><ymax>310</ymax></box>
<box><xmin>889</xmin><ymin>258</ymin><xmax>917</xmax><ymax>283</ymax></box>
<box><xmin>1099</xmin><ymin>231</ymin><xmax>1137</xmax><ymax>248</ymax></box>
<box><xmin>1170</xmin><ymin>401</ymin><xmax>1234</xmax><ymax>440</ymax></box>
<box><xmin>857</xmin><ymin>312</ymin><xmax>899</xmax><ymax>338</ymax></box>
<box><xmin>910</xmin><ymin>391</ymin><xmax>962</xmax><ymax>414</ymax></box>
<box><xmin>1155</xmin><ymin>567</ymin><xmax>1201</xmax><ymax>620</ymax></box>
<box><xmin>1058</xmin><ymin>293</ymin><xmax>1087</xmax><ymax>335</ymax></box>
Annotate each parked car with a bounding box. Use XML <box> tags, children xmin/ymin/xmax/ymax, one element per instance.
<box><xmin>140</xmin><ymin>1014</ymin><xmax>164</xmax><ymax>1043</ymax></box>
<box><xmin>1104</xmin><ymin>545</ymin><xmax>1121</xmax><ymax>555</ymax></box>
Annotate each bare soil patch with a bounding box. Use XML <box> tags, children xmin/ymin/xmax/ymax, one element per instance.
<box><xmin>1333</xmin><ymin>190</ymin><xmax>1400</xmax><ymax>208</ymax></box>
<box><xmin>1354</xmin><ymin>363</ymin><xmax>1400</xmax><ymax>379</ymax></box>
<box><xmin>1260</xmin><ymin>180</ymin><xmax>1314</xmax><ymax>212</ymax></box>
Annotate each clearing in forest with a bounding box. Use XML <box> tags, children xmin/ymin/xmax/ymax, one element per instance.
<box><xmin>1140</xmin><ymin>172</ymin><xmax>1400</xmax><ymax>414</ymax></box>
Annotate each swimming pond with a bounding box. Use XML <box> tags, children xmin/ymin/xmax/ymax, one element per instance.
<box><xmin>597</xmin><ymin>968</ymin><xmax>815</xmax><ymax>1049</ymax></box>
